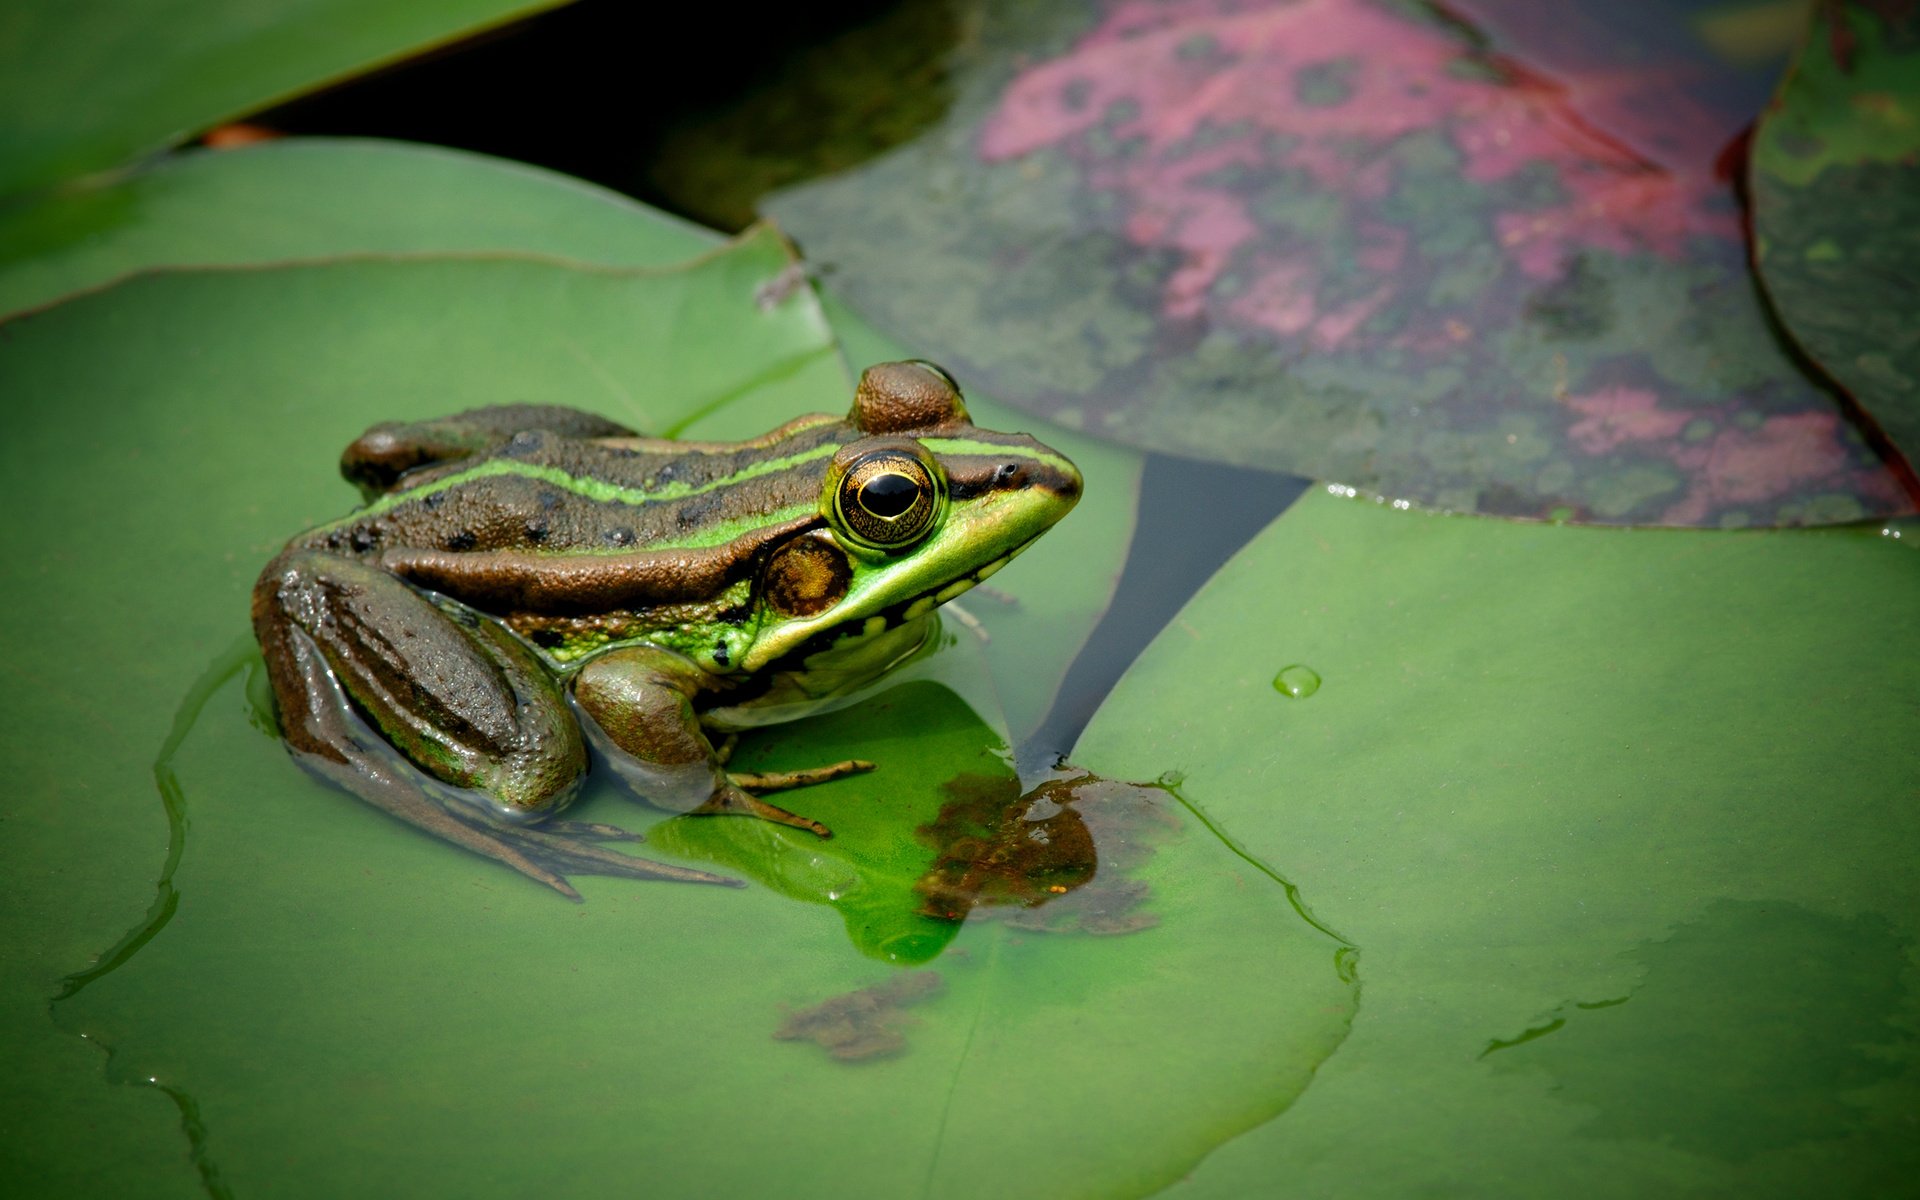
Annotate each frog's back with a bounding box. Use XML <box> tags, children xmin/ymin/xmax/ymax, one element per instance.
<box><xmin>296</xmin><ymin>412</ymin><xmax>850</xmax><ymax>559</ymax></box>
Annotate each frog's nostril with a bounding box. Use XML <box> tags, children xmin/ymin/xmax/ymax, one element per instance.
<box><xmin>996</xmin><ymin>463</ymin><xmax>1021</xmax><ymax>483</ymax></box>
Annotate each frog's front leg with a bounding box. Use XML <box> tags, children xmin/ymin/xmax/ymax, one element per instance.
<box><xmin>252</xmin><ymin>550</ymin><xmax>736</xmax><ymax>898</ymax></box>
<box><xmin>574</xmin><ymin>648</ymin><xmax>874</xmax><ymax>837</ymax></box>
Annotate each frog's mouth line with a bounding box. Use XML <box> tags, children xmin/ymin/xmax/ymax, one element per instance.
<box><xmin>752</xmin><ymin>532</ymin><xmax>1046</xmax><ymax>676</ymax></box>
<box><xmin>864</xmin><ymin>532</ymin><xmax>1037</xmax><ymax>628</ymax></box>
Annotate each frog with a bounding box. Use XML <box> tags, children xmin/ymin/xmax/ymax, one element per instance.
<box><xmin>252</xmin><ymin>361</ymin><xmax>1082</xmax><ymax>900</ymax></box>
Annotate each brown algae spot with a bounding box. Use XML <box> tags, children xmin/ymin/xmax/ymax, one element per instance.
<box><xmin>914</xmin><ymin>773</ymin><xmax>1097</xmax><ymax>921</ymax></box>
<box><xmin>774</xmin><ymin>971</ymin><xmax>944</xmax><ymax>1061</ymax></box>
<box><xmin>914</xmin><ymin>771</ymin><xmax>1179</xmax><ymax>933</ymax></box>
<box><xmin>1273</xmin><ymin>664</ymin><xmax>1322</xmax><ymax>698</ymax></box>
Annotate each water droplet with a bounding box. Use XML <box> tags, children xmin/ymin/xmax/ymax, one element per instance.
<box><xmin>1273</xmin><ymin>664</ymin><xmax>1321</xmax><ymax>699</ymax></box>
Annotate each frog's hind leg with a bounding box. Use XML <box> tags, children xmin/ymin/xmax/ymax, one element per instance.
<box><xmin>252</xmin><ymin>550</ymin><xmax>735</xmax><ymax>898</ymax></box>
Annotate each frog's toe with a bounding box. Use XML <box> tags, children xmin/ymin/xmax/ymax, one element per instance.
<box><xmin>727</xmin><ymin>759</ymin><xmax>875</xmax><ymax>794</ymax></box>
<box><xmin>699</xmin><ymin>783</ymin><xmax>834</xmax><ymax>838</ymax></box>
<box><xmin>538</xmin><ymin>819</ymin><xmax>643</xmax><ymax>841</ymax></box>
<box><xmin>500</xmin><ymin>822</ymin><xmax>744</xmax><ymax>889</ymax></box>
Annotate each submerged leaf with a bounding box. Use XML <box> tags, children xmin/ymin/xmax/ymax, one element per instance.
<box><xmin>914</xmin><ymin>772</ymin><xmax>1102</xmax><ymax>921</ymax></box>
<box><xmin>914</xmin><ymin>771</ymin><xmax>1176</xmax><ymax>934</ymax></box>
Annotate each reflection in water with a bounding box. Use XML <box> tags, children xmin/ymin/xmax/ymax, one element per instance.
<box><xmin>916</xmin><ymin>772</ymin><xmax>1175</xmax><ymax>935</ymax></box>
<box><xmin>775</xmin><ymin>971</ymin><xmax>946</xmax><ymax>1061</ymax></box>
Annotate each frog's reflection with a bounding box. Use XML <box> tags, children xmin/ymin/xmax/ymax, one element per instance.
<box><xmin>915</xmin><ymin>772</ymin><xmax>1169</xmax><ymax>936</ymax></box>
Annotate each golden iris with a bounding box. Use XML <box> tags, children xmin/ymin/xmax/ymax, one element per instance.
<box><xmin>833</xmin><ymin>451</ymin><xmax>939</xmax><ymax>549</ymax></box>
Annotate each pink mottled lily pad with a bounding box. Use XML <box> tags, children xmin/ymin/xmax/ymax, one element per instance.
<box><xmin>769</xmin><ymin>0</ymin><xmax>1916</xmax><ymax>525</ymax></box>
<box><xmin>1750</xmin><ymin>0</ymin><xmax>1920</xmax><ymax>487</ymax></box>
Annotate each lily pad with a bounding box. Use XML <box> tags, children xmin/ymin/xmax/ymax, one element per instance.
<box><xmin>0</xmin><ymin>0</ymin><xmax>563</xmax><ymax>200</ymax></box>
<box><xmin>753</xmin><ymin>0</ymin><xmax>1911</xmax><ymax>525</ymax></box>
<box><xmin>1751</xmin><ymin>0</ymin><xmax>1920</xmax><ymax>475</ymax></box>
<box><xmin>56</xmin><ymin>654</ymin><xmax>1354</xmax><ymax>1197</ymax></box>
<box><xmin>0</xmin><ymin>137</ymin><xmax>716</xmax><ymax>319</ymax></box>
<box><xmin>1074</xmin><ymin>487</ymin><xmax>1920</xmax><ymax>1196</ymax></box>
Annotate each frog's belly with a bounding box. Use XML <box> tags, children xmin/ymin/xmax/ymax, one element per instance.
<box><xmin>701</xmin><ymin>615</ymin><xmax>936</xmax><ymax>732</ymax></box>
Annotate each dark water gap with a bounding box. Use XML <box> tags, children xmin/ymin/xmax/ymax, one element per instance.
<box><xmin>253</xmin><ymin>0</ymin><xmax>951</xmax><ymax>226</ymax></box>
<box><xmin>1022</xmin><ymin>456</ymin><xmax>1312</xmax><ymax>773</ymax></box>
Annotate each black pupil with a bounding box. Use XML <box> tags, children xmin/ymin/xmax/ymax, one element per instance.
<box><xmin>860</xmin><ymin>472</ymin><xmax>920</xmax><ymax>518</ymax></box>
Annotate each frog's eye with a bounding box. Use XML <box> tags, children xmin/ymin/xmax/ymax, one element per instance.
<box><xmin>832</xmin><ymin>450</ymin><xmax>941</xmax><ymax>551</ymax></box>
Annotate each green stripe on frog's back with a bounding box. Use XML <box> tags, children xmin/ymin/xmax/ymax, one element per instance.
<box><xmin>319</xmin><ymin>438</ymin><xmax>844</xmax><ymax>528</ymax></box>
<box><xmin>298</xmin><ymin>421</ymin><xmax>853</xmax><ymax>560</ymax></box>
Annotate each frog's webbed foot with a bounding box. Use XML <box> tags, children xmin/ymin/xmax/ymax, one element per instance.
<box><xmin>299</xmin><ymin>751</ymin><xmax>737</xmax><ymax>899</ymax></box>
<box><xmin>539</xmin><ymin>819</ymin><xmax>643</xmax><ymax>840</ymax></box>
<box><xmin>257</xmin><ymin>550</ymin><xmax>737</xmax><ymax>900</ymax></box>
<box><xmin>295</xmin><ymin>748</ymin><xmax>587</xmax><ymax>897</ymax></box>
<box><xmin>488</xmin><ymin>821</ymin><xmax>739</xmax><ymax>896</ymax></box>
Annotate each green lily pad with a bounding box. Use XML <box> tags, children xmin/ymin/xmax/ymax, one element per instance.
<box><xmin>56</xmin><ymin>653</ymin><xmax>1353</xmax><ymax>1197</ymax></box>
<box><xmin>746</xmin><ymin>0</ymin><xmax>1910</xmax><ymax>526</ymax></box>
<box><xmin>1074</xmin><ymin>488</ymin><xmax>1920</xmax><ymax>1196</ymax></box>
<box><xmin>0</xmin><ymin>137</ymin><xmax>717</xmax><ymax>319</ymax></box>
<box><xmin>4</xmin><ymin>224</ymin><xmax>836</xmax><ymax>441</ymax></box>
<box><xmin>0</xmin><ymin>0</ymin><xmax>564</xmax><ymax>200</ymax></box>
<box><xmin>1751</xmin><ymin>0</ymin><xmax>1920</xmax><ymax>473</ymax></box>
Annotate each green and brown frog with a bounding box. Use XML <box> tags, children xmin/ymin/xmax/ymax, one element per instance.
<box><xmin>252</xmin><ymin>362</ymin><xmax>1082</xmax><ymax>898</ymax></box>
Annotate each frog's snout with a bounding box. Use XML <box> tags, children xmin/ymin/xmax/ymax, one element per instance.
<box><xmin>991</xmin><ymin>454</ymin><xmax>1082</xmax><ymax>506</ymax></box>
<box><xmin>1052</xmin><ymin>458</ymin><xmax>1085</xmax><ymax>505</ymax></box>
